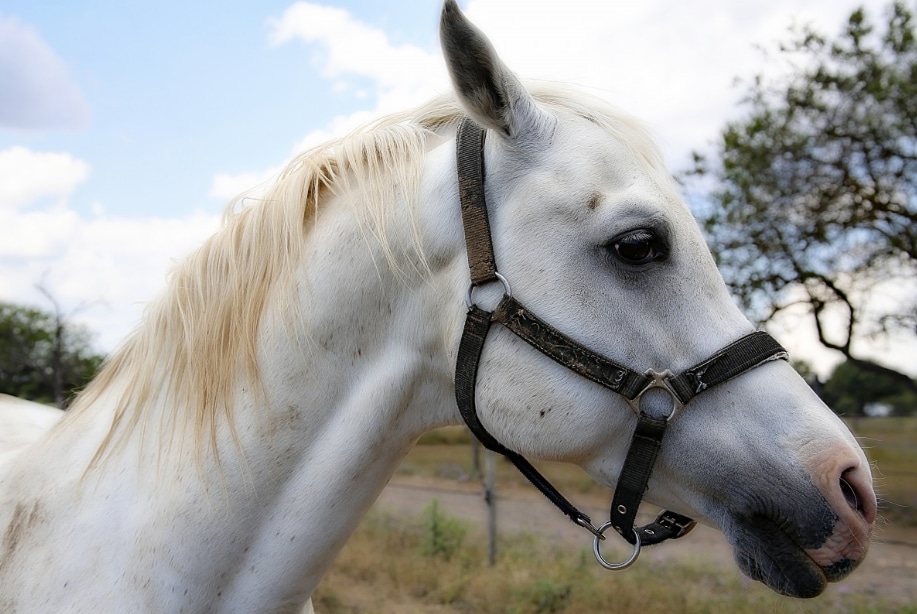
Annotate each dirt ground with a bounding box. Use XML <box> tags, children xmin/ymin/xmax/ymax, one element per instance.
<box><xmin>372</xmin><ymin>475</ymin><xmax>917</xmax><ymax>608</ymax></box>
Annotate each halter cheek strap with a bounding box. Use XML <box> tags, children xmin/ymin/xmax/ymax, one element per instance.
<box><xmin>453</xmin><ymin>118</ymin><xmax>789</xmax><ymax>566</ymax></box>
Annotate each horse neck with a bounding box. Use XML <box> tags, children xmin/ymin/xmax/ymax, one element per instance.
<box><xmin>263</xmin><ymin>134</ymin><xmax>466</xmax><ymax>447</ymax></box>
<box><xmin>5</xmin><ymin>136</ymin><xmax>469</xmax><ymax>610</ymax></box>
<box><xmin>196</xmin><ymin>141</ymin><xmax>467</xmax><ymax>602</ymax></box>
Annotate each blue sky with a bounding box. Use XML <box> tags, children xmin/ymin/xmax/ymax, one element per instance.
<box><xmin>0</xmin><ymin>0</ymin><xmax>437</xmax><ymax>219</ymax></box>
<box><xmin>1</xmin><ymin>0</ymin><xmax>908</xmax><ymax>375</ymax></box>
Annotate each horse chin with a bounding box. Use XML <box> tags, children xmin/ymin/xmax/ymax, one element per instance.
<box><xmin>729</xmin><ymin>516</ymin><xmax>830</xmax><ymax>599</ymax></box>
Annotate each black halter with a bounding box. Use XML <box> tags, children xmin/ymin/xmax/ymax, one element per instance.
<box><xmin>452</xmin><ymin>118</ymin><xmax>789</xmax><ymax>569</ymax></box>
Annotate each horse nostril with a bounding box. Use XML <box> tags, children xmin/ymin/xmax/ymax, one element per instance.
<box><xmin>839</xmin><ymin>466</ymin><xmax>876</xmax><ymax>524</ymax></box>
<box><xmin>840</xmin><ymin>476</ymin><xmax>859</xmax><ymax>512</ymax></box>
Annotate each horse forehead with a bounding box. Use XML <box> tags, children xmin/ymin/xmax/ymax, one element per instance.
<box><xmin>528</xmin><ymin>121</ymin><xmax>669</xmax><ymax>202</ymax></box>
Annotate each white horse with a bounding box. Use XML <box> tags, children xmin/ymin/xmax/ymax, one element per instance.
<box><xmin>0</xmin><ymin>2</ymin><xmax>874</xmax><ymax>611</ymax></box>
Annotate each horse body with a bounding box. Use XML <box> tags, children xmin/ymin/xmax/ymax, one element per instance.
<box><xmin>0</xmin><ymin>395</ymin><xmax>63</xmax><ymax>454</ymax></box>
<box><xmin>0</xmin><ymin>2</ymin><xmax>874</xmax><ymax>610</ymax></box>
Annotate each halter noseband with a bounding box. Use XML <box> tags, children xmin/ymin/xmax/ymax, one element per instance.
<box><xmin>453</xmin><ymin>118</ymin><xmax>789</xmax><ymax>569</ymax></box>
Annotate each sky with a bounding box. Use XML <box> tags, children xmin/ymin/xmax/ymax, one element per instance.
<box><xmin>1</xmin><ymin>0</ymin><xmax>911</xmax><ymax>377</ymax></box>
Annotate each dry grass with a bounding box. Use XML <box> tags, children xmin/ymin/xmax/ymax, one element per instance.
<box><xmin>313</xmin><ymin>419</ymin><xmax>917</xmax><ymax>614</ymax></box>
<box><xmin>407</xmin><ymin>420</ymin><xmax>917</xmax><ymax>526</ymax></box>
<box><xmin>315</xmin><ymin>507</ymin><xmax>913</xmax><ymax>614</ymax></box>
<box><xmin>848</xmin><ymin>418</ymin><xmax>917</xmax><ymax>526</ymax></box>
<box><xmin>404</xmin><ymin>428</ymin><xmax>602</xmax><ymax>498</ymax></box>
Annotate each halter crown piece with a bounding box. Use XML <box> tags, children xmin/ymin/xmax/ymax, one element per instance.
<box><xmin>452</xmin><ymin>118</ymin><xmax>789</xmax><ymax>569</ymax></box>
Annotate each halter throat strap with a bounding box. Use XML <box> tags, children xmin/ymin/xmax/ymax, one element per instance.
<box><xmin>452</xmin><ymin>118</ymin><xmax>789</xmax><ymax>558</ymax></box>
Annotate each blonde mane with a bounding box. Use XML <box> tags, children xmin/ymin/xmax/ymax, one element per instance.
<box><xmin>68</xmin><ymin>85</ymin><xmax>673</xmax><ymax>463</ymax></box>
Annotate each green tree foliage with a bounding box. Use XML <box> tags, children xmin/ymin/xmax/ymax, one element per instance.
<box><xmin>0</xmin><ymin>301</ymin><xmax>105</xmax><ymax>407</ymax></box>
<box><xmin>687</xmin><ymin>2</ymin><xmax>916</xmax><ymax>391</ymax></box>
<box><xmin>822</xmin><ymin>359</ymin><xmax>917</xmax><ymax>416</ymax></box>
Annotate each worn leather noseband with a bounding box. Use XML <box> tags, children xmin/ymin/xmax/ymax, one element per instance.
<box><xmin>452</xmin><ymin>118</ymin><xmax>789</xmax><ymax>568</ymax></box>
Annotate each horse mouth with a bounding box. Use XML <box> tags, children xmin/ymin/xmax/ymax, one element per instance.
<box><xmin>729</xmin><ymin>514</ymin><xmax>856</xmax><ymax>598</ymax></box>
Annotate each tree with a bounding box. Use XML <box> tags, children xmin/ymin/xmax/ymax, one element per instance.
<box><xmin>686</xmin><ymin>2</ymin><xmax>917</xmax><ymax>391</ymax></box>
<box><xmin>0</xmin><ymin>300</ymin><xmax>105</xmax><ymax>407</ymax></box>
<box><xmin>822</xmin><ymin>359</ymin><xmax>917</xmax><ymax>416</ymax></box>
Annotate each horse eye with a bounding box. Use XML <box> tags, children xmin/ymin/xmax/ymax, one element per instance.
<box><xmin>610</xmin><ymin>230</ymin><xmax>667</xmax><ymax>265</ymax></box>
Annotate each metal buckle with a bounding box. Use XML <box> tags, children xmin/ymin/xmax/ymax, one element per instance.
<box><xmin>656</xmin><ymin>511</ymin><xmax>697</xmax><ymax>538</ymax></box>
<box><xmin>625</xmin><ymin>369</ymin><xmax>684</xmax><ymax>421</ymax></box>
<box><xmin>575</xmin><ymin>516</ymin><xmax>606</xmax><ymax>540</ymax></box>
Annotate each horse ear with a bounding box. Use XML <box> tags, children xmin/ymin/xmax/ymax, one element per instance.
<box><xmin>440</xmin><ymin>0</ymin><xmax>552</xmax><ymax>141</ymax></box>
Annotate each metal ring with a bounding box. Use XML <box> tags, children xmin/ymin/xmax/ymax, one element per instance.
<box><xmin>625</xmin><ymin>369</ymin><xmax>684</xmax><ymax>421</ymax></box>
<box><xmin>592</xmin><ymin>521</ymin><xmax>641</xmax><ymax>570</ymax></box>
<box><xmin>465</xmin><ymin>271</ymin><xmax>512</xmax><ymax>308</ymax></box>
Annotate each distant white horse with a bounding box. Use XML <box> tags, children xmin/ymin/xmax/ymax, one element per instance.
<box><xmin>0</xmin><ymin>2</ymin><xmax>874</xmax><ymax>611</ymax></box>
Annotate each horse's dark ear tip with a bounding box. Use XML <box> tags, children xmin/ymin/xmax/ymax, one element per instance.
<box><xmin>441</xmin><ymin>1</ymin><xmax>465</xmax><ymax>40</ymax></box>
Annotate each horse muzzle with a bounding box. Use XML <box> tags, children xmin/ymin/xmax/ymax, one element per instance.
<box><xmin>727</xmin><ymin>457</ymin><xmax>875</xmax><ymax>598</ymax></box>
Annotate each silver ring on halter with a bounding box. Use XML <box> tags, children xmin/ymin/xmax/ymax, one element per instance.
<box><xmin>625</xmin><ymin>369</ymin><xmax>685</xmax><ymax>421</ymax></box>
<box><xmin>465</xmin><ymin>271</ymin><xmax>512</xmax><ymax>308</ymax></box>
<box><xmin>592</xmin><ymin>521</ymin><xmax>642</xmax><ymax>570</ymax></box>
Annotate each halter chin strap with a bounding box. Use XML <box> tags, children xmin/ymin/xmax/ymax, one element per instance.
<box><xmin>453</xmin><ymin>118</ymin><xmax>790</xmax><ymax>566</ymax></box>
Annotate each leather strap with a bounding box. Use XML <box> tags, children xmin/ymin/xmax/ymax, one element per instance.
<box><xmin>607</xmin><ymin>414</ymin><xmax>695</xmax><ymax>545</ymax></box>
<box><xmin>456</xmin><ymin>118</ymin><xmax>498</xmax><ymax>285</ymax></box>
<box><xmin>455</xmin><ymin>305</ymin><xmax>500</xmax><ymax>452</ymax></box>
<box><xmin>451</xmin><ymin>116</ymin><xmax>789</xmax><ymax>553</ymax></box>
<box><xmin>667</xmin><ymin>331</ymin><xmax>788</xmax><ymax>404</ymax></box>
<box><xmin>493</xmin><ymin>296</ymin><xmax>650</xmax><ymax>399</ymax></box>
<box><xmin>455</xmin><ymin>305</ymin><xmax>596</xmax><ymax>528</ymax></box>
<box><xmin>454</xmin><ymin>118</ymin><xmax>598</xmax><ymax>531</ymax></box>
<box><xmin>609</xmin><ymin>413</ymin><xmax>668</xmax><ymax>543</ymax></box>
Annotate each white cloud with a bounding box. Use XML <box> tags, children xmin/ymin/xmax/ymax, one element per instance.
<box><xmin>0</xmin><ymin>146</ymin><xmax>219</xmax><ymax>352</ymax></box>
<box><xmin>460</xmin><ymin>0</ymin><xmax>888</xmax><ymax>167</ymax></box>
<box><xmin>1</xmin><ymin>209</ymin><xmax>221</xmax><ymax>352</ymax></box>
<box><xmin>0</xmin><ymin>146</ymin><xmax>90</xmax><ymax>211</ymax></box>
<box><xmin>292</xmin><ymin>110</ymin><xmax>379</xmax><ymax>152</ymax></box>
<box><xmin>268</xmin><ymin>2</ymin><xmax>446</xmax><ymax>125</ymax></box>
<box><xmin>0</xmin><ymin>14</ymin><xmax>89</xmax><ymax>130</ymax></box>
<box><xmin>50</xmin><ymin>211</ymin><xmax>220</xmax><ymax>351</ymax></box>
<box><xmin>268</xmin><ymin>2</ymin><xmax>443</xmax><ymax>93</ymax></box>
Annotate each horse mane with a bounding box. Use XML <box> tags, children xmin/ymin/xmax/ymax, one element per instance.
<box><xmin>68</xmin><ymin>84</ymin><xmax>673</xmax><ymax>465</ymax></box>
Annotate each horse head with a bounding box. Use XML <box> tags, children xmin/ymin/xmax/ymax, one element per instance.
<box><xmin>439</xmin><ymin>0</ymin><xmax>874</xmax><ymax>598</ymax></box>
